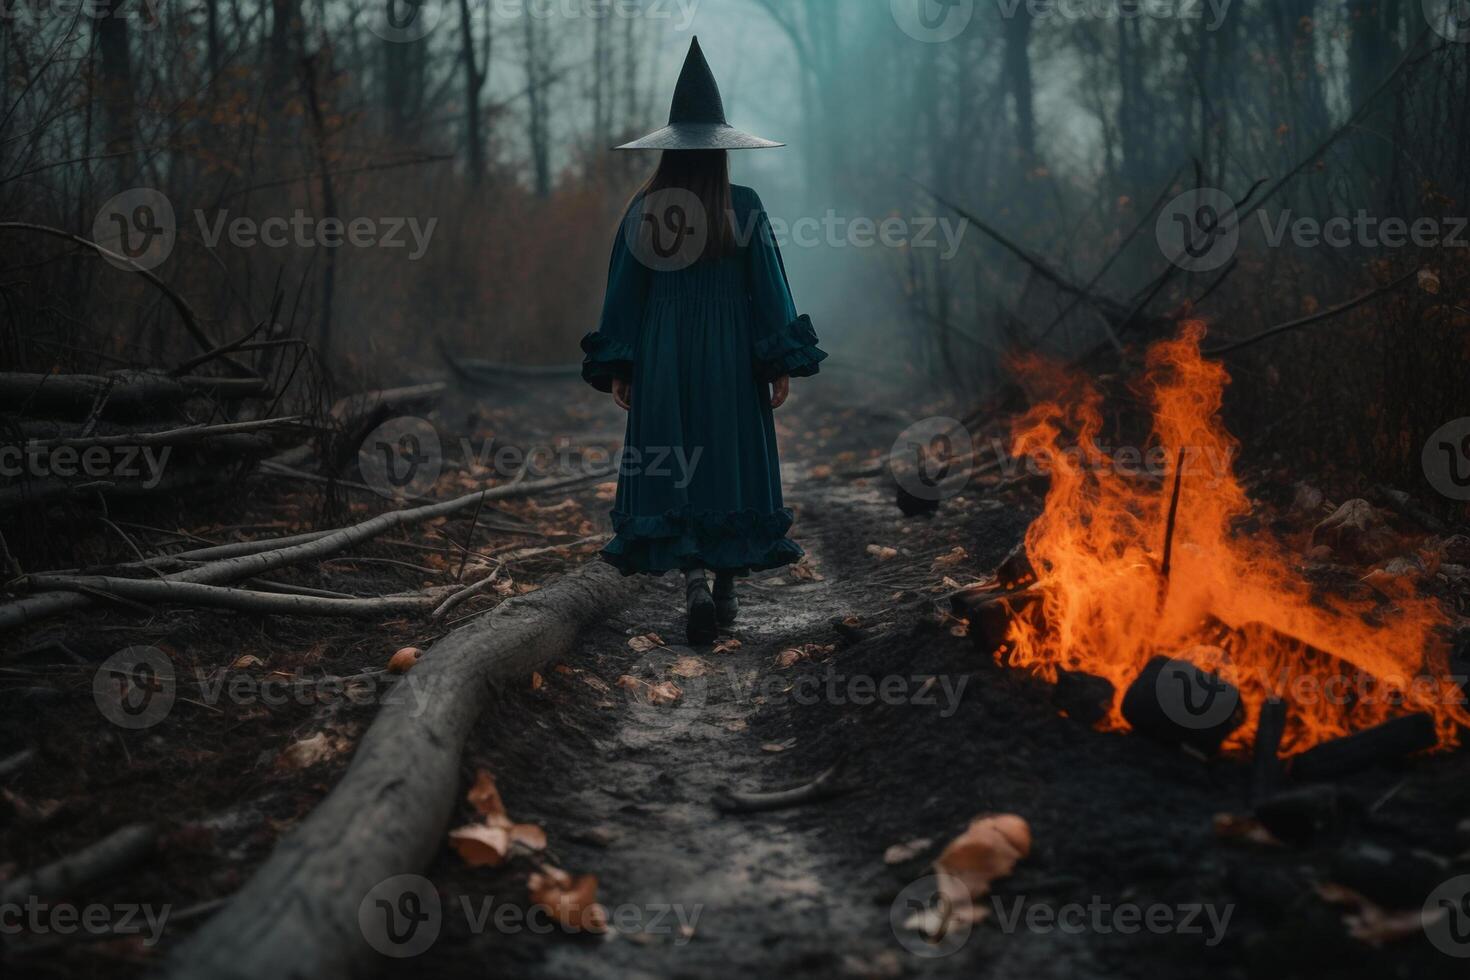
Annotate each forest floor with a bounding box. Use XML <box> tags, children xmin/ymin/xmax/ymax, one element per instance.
<box><xmin>3</xmin><ymin>370</ymin><xmax>1469</xmax><ymax>979</ymax></box>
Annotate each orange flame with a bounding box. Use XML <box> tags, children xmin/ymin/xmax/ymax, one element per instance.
<box><xmin>1004</xmin><ymin>322</ymin><xmax>1466</xmax><ymax>754</ymax></box>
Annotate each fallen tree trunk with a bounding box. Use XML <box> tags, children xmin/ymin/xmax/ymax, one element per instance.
<box><xmin>0</xmin><ymin>469</ymin><xmax>609</xmax><ymax>634</ymax></box>
<box><xmin>162</xmin><ymin>561</ymin><xmax>639</xmax><ymax>980</ymax></box>
<box><xmin>0</xmin><ymin>371</ymin><xmax>269</xmax><ymax>417</ymax></box>
<box><xmin>0</xmin><ymin>823</ymin><xmax>156</xmax><ymax>906</ymax></box>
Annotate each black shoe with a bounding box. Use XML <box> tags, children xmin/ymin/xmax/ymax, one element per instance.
<box><xmin>686</xmin><ymin>578</ymin><xmax>717</xmax><ymax>645</ymax></box>
<box><xmin>713</xmin><ymin>572</ymin><xmax>738</xmax><ymax>626</ymax></box>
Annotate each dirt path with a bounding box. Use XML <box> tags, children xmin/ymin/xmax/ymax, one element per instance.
<box><xmin>417</xmin><ymin>477</ymin><xmax>916</xmax><ymax>977</ymax></box>
<box><xmin>404</xmin><ymin>431</ymin><xmax>1108</xmax><ymax>978</ymax></box>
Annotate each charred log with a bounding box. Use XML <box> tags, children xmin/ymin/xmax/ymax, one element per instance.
<box><xmin>1288</xmin><ymin>713</ymin><xmax>1438</xmax><ymax>781</ymax></box>
<box><xmin>1120</xmin><ymin>655</ymin><xmax>1245</xmax><ymax>755</ymax></box>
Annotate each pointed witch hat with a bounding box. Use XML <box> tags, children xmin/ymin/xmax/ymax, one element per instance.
<box><xmin>614</xmin><ymin>37</ymin><xmax>783</xmax><ymax>151</ymax></box>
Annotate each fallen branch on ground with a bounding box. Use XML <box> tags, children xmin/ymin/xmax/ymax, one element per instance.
<box><xmin>22</xmin><ymin>577</ymin><xmax>449</xmax><ymax>618</ymax></box>
<box><xmin>0</xmin><ymin>469</ymin><xmax>611</xmax><ymax>634</ymax></box>
<box><xmin>712</xmin><ymin>757</ymin><xmax>852</xmax><ymax>814</ymax></box>
<box><xmin>17</xmin><ymin>416</ymin><xmax>303</xmax><ymax>450</ymax></box>
<box><xmin>0</xmin><ymin>824</ymin><xmax>157</xmax><ymax>906</ymax></box>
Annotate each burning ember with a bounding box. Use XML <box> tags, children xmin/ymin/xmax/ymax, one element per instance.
<box><xmin>998</xmin><ymin>323</ymin><xmax>1468</xmax><ymax>755</ymax></box>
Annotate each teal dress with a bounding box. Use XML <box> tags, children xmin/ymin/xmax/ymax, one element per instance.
<box><xmin>580</xmin><ymin>184</ymin><xmax>826</xmax><ymax>576</ymax></box>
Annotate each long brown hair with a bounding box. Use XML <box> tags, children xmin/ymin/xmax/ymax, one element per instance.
<box><xmin>634</xmin><ymin>149</ymin><xmax>734</xmax><ymax>263</ymax></box>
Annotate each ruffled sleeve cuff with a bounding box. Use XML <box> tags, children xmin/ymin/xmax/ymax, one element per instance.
<box><xmin>753</xmin><ymin>314</ymin><xmax>827</xmax><ymax>381</ymax></box>
<box><xmin>580</xmin><ymin>331</ymin><xmax>635</xmax><ymax>392</ymax></box>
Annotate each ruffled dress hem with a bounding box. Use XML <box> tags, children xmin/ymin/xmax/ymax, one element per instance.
<box><xmin>599</xmin><ymin>506</ymin><xmax>805</xmax><ymax>576</ymax></box>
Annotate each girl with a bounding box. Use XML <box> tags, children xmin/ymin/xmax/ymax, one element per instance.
<box><xmin>580</xmin><ymin>37</ymin><xmax>825</xmax><ymax>644</ymax></box>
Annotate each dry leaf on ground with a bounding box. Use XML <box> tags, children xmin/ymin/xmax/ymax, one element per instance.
<box><xmin>646</xmin><ymin>680</ymin><xmax>683</xmax><ymax>704</ymax></box>
<box><xmin>790</xmin><ymin>560</ymin><xmax>824</xmax><ymax>582</ymax></box>
<box><xmin>278</xmin><ymin>731</ymin><xmax>346</xmax><ymax>770</ymax></box>
<box><xmin>866</xmin><ymin>544</ymin><xmax>899</xmax><ymax>561</ymax></box>
<box><xmin>935</xmin><ymin>814</ymin><xmax>1031</xmax><ymax>899</ymax></box>
<box><xmin>932</xmin><ymin>546</ymin><xmax>968</xmax><ymax>568</ymax></box>
<box><xmin>713</xmin><ymin>638</ymin><xmax>742</xmax><ymax>654</ymax></box>
<box><xmin>451</xmin><ymin>770</ymin><xmax>547</xmax><ymax>867</ymax></box>
<box><xmin>775</xmin><ymin>649</ymin><xmax>805</xmax><ymax>669</ymax></box>
<box><xmin>903</xmin><ymin>814</ymin><xmax>1031</xmax><ymax>941</ymax></box>
<box><xmin>669</xmin><ymin>656</ymin><xmax>711</xmax><ymax>678</ymax></box>
<box><xmin>467</xmin><ymin>769</ymin><xmax>507</xmax><ymax>821</ymax></box>
<box><xmin>510</xmin><ymin>823</ymin><xmax>548</xmax><ymax>851</ymax></box>
<box><xmin>387</xmin><ymin>647</ymin><xmax>421</xmax><ymax>674</ymax></box>
<box><xmin>1316</xmin><ymin>882</ymin><xmax>1426</xmax><ymax>946</ymax></box>
<box><xmin>528</xmin><ymin>867</ymin><xmax>609</xmax><ymax>934</ymax></box>
<box><xmin>449</xmin><ymin>824</ymin><xmax>511</xmax><ymax>867</ymax></box>
<box><xmin>616</xmin><ymin>676</ymin><xmax>684</xmax><ymax>705</ymax></box>
<box><xmin>884</xmin><ymin>838</ymin><xmax>934</xmax><ymax>865</ymax></box>
<box><xmin>627</xmin><ymin>633</ymin><xmax>665</xmax><ymax>652</ymax></box>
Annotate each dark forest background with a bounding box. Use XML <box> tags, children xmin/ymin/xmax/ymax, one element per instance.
<box><xmin>3</xmin><ymin>0</ymin><xmax>1468</xmax><ymax>499</ymax></box>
